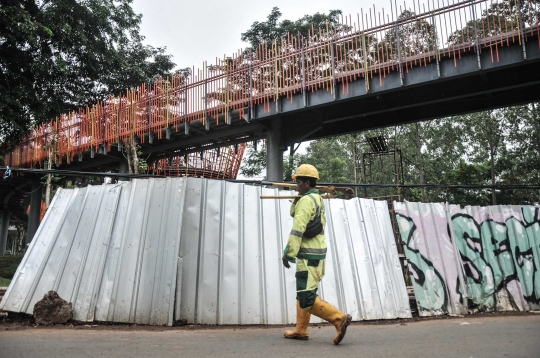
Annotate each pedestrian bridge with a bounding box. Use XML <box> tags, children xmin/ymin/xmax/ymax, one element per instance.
<box><xmin>5</xmin><ymin>0</ymin><xmax>540</xmax><ymax>182</ymax></box>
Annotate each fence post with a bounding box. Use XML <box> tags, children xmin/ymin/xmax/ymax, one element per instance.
<box><xmin>471</xmin><ymin>0</ymin><xmax>482</xmax><ymax>70</ymax></box>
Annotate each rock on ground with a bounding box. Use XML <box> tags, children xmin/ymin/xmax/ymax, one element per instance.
<box><xmin>33</xmin><ymin>291</ymin><xmax>73</xmax><ymax>325</ymax></box>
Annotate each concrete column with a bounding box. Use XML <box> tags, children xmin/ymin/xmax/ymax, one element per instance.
<box><xmin>266</xmin><ymin>118</ymin><xmax>284</xmax><ymax>182</ymax></box>
<box><xmin>25</xmin><ymin>181</ymin><xmax>43</xmax><ymax>246</ymax></box>
<box><xmin>118</xmin><ymin>158</ymin><xmax>130</xmax><ymax>181</ymax></box>
<box><xmin>0</xmin><ymin>210</ymin><xmax>10</xmax><ymax>255</ymax></box>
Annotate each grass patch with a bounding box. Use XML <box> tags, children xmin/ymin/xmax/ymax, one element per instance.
<box><xmin>0</xmin><ymin>255</ymin><xmax>23</xmax><ymax>280</ymax></box>
<box><xmin>0</xmin><ymin>276</ymin><xmax>11</xmax><ymax>287</ymax></box>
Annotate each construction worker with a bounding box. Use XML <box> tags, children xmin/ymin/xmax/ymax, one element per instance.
<box><xmin>282</xmin><ymin>164</ymin><xmax>352</xmax><ymax>345</ymax></box>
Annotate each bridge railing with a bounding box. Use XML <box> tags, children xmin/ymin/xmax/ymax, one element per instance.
<box><xmin>151</xmin><ymin>143</ymin><xmax>246</xmax><ymax>180</ymax></box>
<box><xmin>6</xmin><ymin>0</ymin><xmax>540</xmax><ymax>169</ymax></box>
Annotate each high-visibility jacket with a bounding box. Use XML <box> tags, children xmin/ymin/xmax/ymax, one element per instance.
<box><xmin>283</xmin><ymin>189</ymin><xmax>327</xmax><ymax>262</ymax></box>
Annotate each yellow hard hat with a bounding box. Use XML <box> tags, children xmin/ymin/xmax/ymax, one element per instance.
<box><xmin>292</xmin><ymin>164</ymin><xmax>319</xmax><ymax>180</ymax></box>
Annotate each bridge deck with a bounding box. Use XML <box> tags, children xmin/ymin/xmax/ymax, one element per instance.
<box><xmin>5</xmin><ymin>1</ymin><xmax>540</xmax><ymax>172</ymax></box>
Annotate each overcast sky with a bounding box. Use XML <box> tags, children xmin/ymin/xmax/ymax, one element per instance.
<box><xmin>132</xmin><ymin>0</ymin><xmax>396</xmax><ymax>71</ymax></box>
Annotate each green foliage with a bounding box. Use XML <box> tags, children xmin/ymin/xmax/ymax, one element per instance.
<box><xmin>448</xmin><ymin>0</ymin><xmax>540</xmax><ymax>45</ymax></box>
<box><xmin>384</xmin><ymin>10</ymin><xmax>436</xmax><ymax>59</ymax></box>
<box><xmin>240</xmin><ymin>143</ymin><xmax>266</xmax><ymax>178</ymax></box>
<box><xmin>0</xmin><ymin>255</ymin><xmax>23</xmax><ymax>280</ymax></box>
<box><xmin>237</xmin><ymin>6</ymin><xmax>540</xmax><ymax>205</ymax></box>
<box><xmin>440</xmin><ymin>160</ymin><xmax>492</xmax><ymax>206</ymax></box>
<box><xmin>241</xmin><ymin>104</ymin><xmax>540</xmax><ymax>205</ymax></box>
<box><xmin>241</xmin><ymin>7</ymin><xmax>343</xmax><ymax>49</ymax></box>
<box><xmin>298</xmin><ymin>136</ymin><xmax>357</xmax><ymax>183</ymax></box>
<box><xmin>0</xmin><ymin>277</ymin><xmax>11</xmax><ymax>286</ymax></box>
<box><xmin>0</xmin><ymin>0</ymin><xmax>176</xmax><ymax>142</ymax></box>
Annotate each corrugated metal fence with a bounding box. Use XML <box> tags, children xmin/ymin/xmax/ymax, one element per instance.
<box><xmin>0</xmin><ymin>178</ymin><xmax>410</xmax><ymax>325</ymax></box>
<box><xmin>394</xmin><ymin>202</ymin><xmax>540</xmax><ymax>317</ymax></box>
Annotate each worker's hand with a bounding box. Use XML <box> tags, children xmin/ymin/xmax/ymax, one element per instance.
<box><xmin>282</xmin><ymin>256</ymin><xmax>290</xmax><ymax>269</ymax></box>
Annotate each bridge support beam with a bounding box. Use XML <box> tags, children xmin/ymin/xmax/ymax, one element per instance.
<box><xmin>0</xmin><ymin>210</ymin><xmax>10</xmax><ymax>255</ymax></box>
<box><xmin>266</xmin><ymin>118</ymin><xmax>284</xmax><ymax>182</ymax></box>
<box><xmin>25</xmin><ymin>181</ymin><xmax>42</xmax><ymax>247</ymax></box>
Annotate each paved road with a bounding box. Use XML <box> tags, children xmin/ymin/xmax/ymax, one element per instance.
<box><xmin>1</xmin><ymin>315</ymin><xmax>539</xmax><ymax>358</ymax></box>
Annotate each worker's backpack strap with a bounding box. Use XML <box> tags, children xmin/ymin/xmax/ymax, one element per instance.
<box><xmin>303</xmin><ymin>194</ymin><xmax>324</xmax><ymax>238</ymax></box>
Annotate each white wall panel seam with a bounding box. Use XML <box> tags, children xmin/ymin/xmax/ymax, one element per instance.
<box><xmin>362</xmin><ymin>199</ymin><xmax>387</xmax><ymax>318</ymax></box>
<box><xmin>70</xmin><ymin>185</ymin><xmax>106</xmax><ymax>306</ymax></box>
<box><xmin>346</xmin><ymin>200</ymin><xmax>365</xmax><ymax>317</ymax></box>
<box><xmin>194</xmin><ymin>179</ymin><xmax>206</xmax><ymax>323</ymax></box>
<box><xmin>131</xmin><ymin>179</ymin><xmax>152</xmax><ymax>322</ymax></box>
<box><xmin>445</xmin><ymin>203</ymin><xmax>469</xmax><ymax>313</ymax></box>
<box><xmin>258</xmin><ymin>187</ymin><xmax>268</xmax><ymax>324</ymax></box>
<box><xmin>87</xmin><ymin>185</ymin><xmax>122</xmax><ymax>322</ymax></box>
<box><xmin>237</xmin><ymin>184</ymin><xmax>245</xmax><ymax>324</ymax></box>
<box><xmin>325</xmin><ymin>199</ymin><xmax>346</xmax><ymax>316</ymax></box>
<box><xmin>108</xmin><ymin>182</ymin><xmax>133</xmax><ymax>320</ymax></box>
<box><xmin>275</xmin><ymin>189</ymin><xmax>287</xmax><ymax>324</ymax></box>
<box><xmin>53</xmin><ymin>187</ymin><xmax>90</xmax><ymax>293</ymax></box>
<box><xmin>149</xmin><ymin>179</ymin><xmax>168</xmax><ymax>324</ymax></box>
<box><xmin>217</xmin><ymin>180</ymin><xmax>225</xmax><ymax>325</ymax></box>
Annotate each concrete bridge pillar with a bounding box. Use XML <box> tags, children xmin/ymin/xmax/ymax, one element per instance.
<box><xmin>25</xmin><ymin>181</ymin><xmax>43</xmax><ymax>247</ymax></box>
<box><xmin>0</xmin><ymin>210</ymin><xmax>10</xmax><ymax>255</ymax></box>
<box><xmin>266</xmin><ymin>118</ymin><xmax>284</xmax><ymax>182</ymax></box>
<box><xmin>118</xmin><ymin>158</ymin><xmax>130</xmax><ymax>181</ymax></box>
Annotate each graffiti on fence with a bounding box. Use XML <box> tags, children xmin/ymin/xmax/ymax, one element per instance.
<box><xmin>395</xmin><ymin>203</ymin><xmax>540</xmax><ymax>316</ymax></box>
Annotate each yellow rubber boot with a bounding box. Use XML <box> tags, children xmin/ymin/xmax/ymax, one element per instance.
<box><xmin>284</xmin><ymin>301</ymin><xmax>311</xmax><ymax>340</ymax></box>
<box><xmin>309</xmin><ymin>297</ymin><xmax>352</xmax><ymax>345</ymax></box>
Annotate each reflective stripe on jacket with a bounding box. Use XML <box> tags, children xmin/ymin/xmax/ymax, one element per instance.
<box><xmin>283</xmin><ymin>189</ymin><xmax>327</xmax><ymax>262</ymax></box>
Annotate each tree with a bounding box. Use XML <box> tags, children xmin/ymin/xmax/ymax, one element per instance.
<box><xmin>241</xmin><ymin>7</ymin><xmax>344</xmax><ymax>50</ymax></box>
<box><xmin>452</xmin><ymin>111</ymin><xmax>503</xmax><ymax>205</ymax></box>
<box><xmin>239</xmin><ymin>143</ymin><xmax>267</xmax><ymax>178</ymax></box>
<box><xmin>497</xmin><ymin>103</ymin><xmax>540</xmax><ymax>204</ymax></box>
<box><xmin>440</xmin><ymin>160</ymin><xmax>492</xmax><ymax>206</ymax></box>
<box><xmin>0</xmin><ymin>0</ymin><xmax>176</xmax><ymax>142</ymax></box>
<box><xmin>383</xmin><ymin>10</ymin><xmax>436</xmax><ymax>61</ymax></box>
<box><xmin>447</xmin><ymin>0</ymin><xmax>540</xmax><ymax>45</ymax></box>
<box><xmin>237</xmin><ymin>7</ymin><xmax>540</xmax><ymax>206</ymax></box>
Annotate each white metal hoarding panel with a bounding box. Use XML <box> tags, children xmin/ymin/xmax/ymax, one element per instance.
<box><xmin>107</xmin><ymin>179</ymin><xmax>152</xmax><ymax>323</ymax></box>
<box><xmin>0</xmin><ymin>188</ymin><xmax>74</xmax><ymax>312</ymax></box>
<box><xmin>2</xmin><ymin>179</ymin><xmax>185</xmax><ymax>326</ymax></box>
<box><xmin>134</xmin><ymin>178</ymin><xmax>185</xmax><ymax>326</ymax></box>
<box><xmin>65</xmin><ymin>185</ymin><xmax>121</xmax><ymax>322</ymax></box>
<box><xmin>177</xmin><ymin>177</ymin><xmax>203</xmax><ymax>323</ymax></box>
<box><xmin>373</xmin><ymin>200</ymin><xmax>412</xmax><ymax>318</ymax></box>
<box><xmin>93</xmin><ymin>178</ymin><xmax>185</xmax><ymax>326</ymax></box>
<box><xmin>261</xmin><ymin>187</ymin><xmax>293</xmax><ymax>325</ymax></box>
<box><xmin>277</xmin><ymin>189</ymin><xmax>301</xmax><ymax>324</ymax></box>
<box><xmin>361</xmin><ymin>199</ymin><xmax>392</xmax><ymax>318</ymax></box>
<box><xmin>394</xmin><ymin>201</ymin><xmax>467</xmax><ymax>317</ymax></box>
<box><xmin>218</xmin><ymin>181</ymin><xmax>241</xmax><ymax>324</ymax></box>
<box><xmin>238</xmin><ymin>184</ymin><xmax>264</xmax><ymax>324</ymax></box>
<box><xmin>485</xmin><ymin>205</ymin><xmax>540</xmax><ymax>311</ymax></box>
<box><xmin>327</xmin><ymin>199</ymin><xmax>373</xmax><ymax>320</ymax></box>
<box><xmin>197</xmin><ymin>179</ymin><xmax>222</xmax><ymax>324</ymax></box>
<box><xmin>94</xmin><ymin>182</ymin><xmax>133</xmax><ymax>322</ymax></box>
<box><xmin>2</xmin><ymin>178</ymin><xmax>410</xmax><ymax>326</ymax></box>
<box><xmin>29</xmin><ymin>187</ymin><xmax>88</xmax><ymax>311</ymax></box>
<box><xmin>395</xmin><ymin>202</ymin><xmax>540</xmax><ymax>317</ymax></box>
<box><xmin>452</xmin><ymin>204</ymin><xmax>540</xmax><ymax>312</ymax></box>
<box><xmin>349</xmin><ymin>198</ymin><xmax>383</xmax><ymax>320</ymax></box>
<box><xmin>317</xmin><ymin>198</ymin><xmax>341</xmax><ymax>322</ymax></box>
